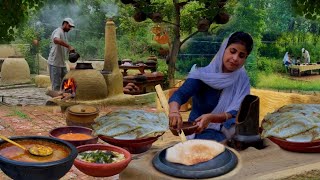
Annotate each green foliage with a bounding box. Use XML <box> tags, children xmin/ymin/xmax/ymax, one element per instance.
<box><xmin>179</xmin><ymin>34</ymin><xmax>219</xmax><ymax>59</ymax></box>
<box><xmin>117</xmin><ymin>30</ymin><xmax>156</xmax><ymax>61</ymax></box>
<box><xmin>275</xmin><ymin>32</ymin><xmax>320</xmax><ymax>63</ymax></box>
<box><xmin>292</xmin><ymin>0</ymin><xmax>320</xmax><ymax>20</ymax></box>
<box><xmin>6</xmin><ymin>108</ymin><xmax>31</xmax><ymax>120</ymax></box>
<box><xmin>180</xmin><ymin>2</ymin><xmax>206</xmax><ymax>33</ymax></box>
<box><xmin>0</xmin><ymin>0</ymin><xmax>44</xmax><ymax>43</ymax></box>
<box><xmin>12</xmin><ymin>20</ymin><xmax>45</xmax><ymax>73</ymax></box>
<box><xmin>176</xmin><ymin>57</ymin><xmax>211</xmax><ymax>75</ymax></box>
<box><xmin>257</xmin><ymin>57</ymin><xmax>284</xmax><ymax>74</ymax></box>
<box><xmin>259</xmin><ymin>42</ymin><xmax>283</xmax><ymax>59</ymax></box>
<box><xmin>156</xmin><ymin>59</ymin><xmax>169</xmax><ymax>88</ymax></box>
<box><xmin>263</xmin><ymin>0</ymin><xmax>294</xmax><ymax>33</ymax></box>
<box><xmin>72</xmin><ymin>37</ymin><xmax>105</xmax><ymax>60</ymax></box>
<box><xmin>245</xmin><ymin>54</ymin><xmax>258</xmax><ymax>87</ymax></box>
<box><xmin>256</xmin><ymin>72</ymin><xmax>320</xmax><ymax>91</ymax></box>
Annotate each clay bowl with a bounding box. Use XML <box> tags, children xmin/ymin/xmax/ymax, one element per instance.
<box><xmin>268</xmin><ymin>137</ymin><xmax>320</xmax><ymax>152</ymax></box>
<box><xmin>98</xmin><ymin>134</ymin><xmax>162</xmax><ymax>154</ymax></box>
<box><xmin>0</xmin><ymin>136</ymin><xmax>77</xmax><ymax>180</ymax></box>
<box><xmin>49</xmin><ymin>126</ymin><xmax>98</xmax><ymax>147</ymax></box>
<box><xmin>74</xmin><ymin>144</ymin><xmax>132</xmax><ymax>177</ymax></box>
<box><xmin>169</xmin><ymin>122</ymin><xmax>198</xmax><ymax>136</ymax></box>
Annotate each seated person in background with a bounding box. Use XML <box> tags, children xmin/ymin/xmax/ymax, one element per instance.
<box><xmin>291</xmin><ymin>55</ymin><xmax>296</xmax><ymax>65</ymax></box>
<box><xmin>283</xmin><ymin>52</ymin><xmax>291</xmax><ymax>71</ymax></box>
<box><xmin>296</xmin><ymin>57</ymin><xmax>301</xmax><ymax>65</ymax></box>
<box><xmin>283</xmin><ymin>52</ymin><xmax>291</xmax><ymax>65</ymax></box>
<box><xmin>168</xmin><ymin>31</ymin><xmax>253</xmax><ymax>143</ymax></box>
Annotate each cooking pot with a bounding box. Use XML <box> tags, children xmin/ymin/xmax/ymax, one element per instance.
<box><xmin>75</xmin><ymin>63</ymin><xmax>93</xmax><ymax>69</ymax></box>
<box><xmin>69</xmin><ymin>52</ymin><xmax>80</xmax><ymax>63</ymax></box>
<box><xmin>66</xmin><ymin>104</ymin><xmax>99</xmax><ymax>128</ymax></box>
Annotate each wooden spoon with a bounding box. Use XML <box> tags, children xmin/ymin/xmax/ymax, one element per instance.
<box><xmin>155</xmin><ymin>84</ymin><xmax>187</xmax><ymax>142</ymax></box>
<box><xmin>0</xmin><ymin>135</ymin><xmax>53</xmax><ymax>156</ymax></box>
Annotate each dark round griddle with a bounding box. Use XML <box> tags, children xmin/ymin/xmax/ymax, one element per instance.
<box><xmin>152</xmin><ymin>147</ymin><xmax>238</xmax><ymax>179</ymax></box>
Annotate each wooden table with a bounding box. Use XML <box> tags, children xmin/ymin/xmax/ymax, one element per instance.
<box><xmin>289</xmin><ymin>64</ymin><xmax>320</xmax><ymax>76</ymax></box>
<box><xmin>120</xmin><ymin>64</ymin><xmax>155</xmax><ymax>76</ymax></box>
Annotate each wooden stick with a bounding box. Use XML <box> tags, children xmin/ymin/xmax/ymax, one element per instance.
<box><xmin>155</xmin><ymin>84</ymin><xmax>170</xmax><ymax>116</ymax></box>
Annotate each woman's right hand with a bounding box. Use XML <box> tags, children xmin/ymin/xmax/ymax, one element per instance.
<box><xmin>168</xmin><ymin>102</ymin><xmax>182</xmax><ymax>129</ymax></box>
<box><xmin>169</xmin><ymin>111</ymin><xmax>183</xmax><ymax>130</ymax></box>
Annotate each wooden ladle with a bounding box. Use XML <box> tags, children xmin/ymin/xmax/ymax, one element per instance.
<box><xmin>155</xmin><ymin>84</ymin><xmax>187</xmax><ymax>142</ymax></box>
<box><xmin>0</xmin><ymin>135</ymin><xmax>53</xmax><ymax>156</ymax></box>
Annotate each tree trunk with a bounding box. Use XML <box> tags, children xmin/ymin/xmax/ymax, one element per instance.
<box><xmin>168</xmin><ymin>38</ymin><xmax>180</xmax><ymax>87</ymax></box>
<box><xmin>167</xmin><ymin>1</ymin><xmax>181</xmax><ymax>87</ymax></box>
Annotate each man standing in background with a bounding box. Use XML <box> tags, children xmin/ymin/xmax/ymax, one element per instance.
<box><xmin>48</xmin><ymin>18</ymin><xmax>75</xmax><ymax>91</ymax></box>
<box><xmin>301</xmin><ymin>48</ymin><xmax>310</xmax><ymax>64</ymax></box>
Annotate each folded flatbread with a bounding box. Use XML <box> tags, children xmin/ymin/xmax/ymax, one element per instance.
<box><xmin>261</xmin><ymin>104</ymin><xmax>320</xmax><ymax>142</ymax></box>
<box><xmin>93</xmin><ymin>110</ymin><xmax>168</xmax><ymax>139</ymax></box>
<box><xmin>165</xmin><ymin>139</ymin><xmax>225</xmax><ymax>166</ymax></box>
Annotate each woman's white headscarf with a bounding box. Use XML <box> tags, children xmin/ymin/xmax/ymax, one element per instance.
<box><xmin>188</xmin><ymin>34</ymin><xmax>251</xmax><ymax>115</ymax></box>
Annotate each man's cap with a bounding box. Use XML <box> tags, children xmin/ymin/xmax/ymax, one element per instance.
<box><xmin>63</xmin><ymin>18</ymin><xmax>75</xmax><ymax>27</ymax></box>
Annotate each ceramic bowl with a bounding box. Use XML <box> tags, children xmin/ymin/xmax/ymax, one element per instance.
<box><xmin>268</xmin><ymin>137</ymin><xmax>320</xmax><ymax>153</ymax></box>
<box><xmin>169</xmin><ymin>122</ymin><xmax>198</xmax><ymax>136</ymax></box>
<box><xmin>74</xmin><ymin>144</ymin><xmax>132</xmax><ymax>177</ymax></box>
<box><xmin>0</xmin><ymin>136</ymin><xmax>77</xmax><ymax>180</ymax></box>
<box><xmin>49</xmin><ymin>126</ymin><xmax>98</xmax><ymax>147</ymax></box>
<box><xmin>98</xmin><ymin>135</ymin><xmax>162</xmax><ymax>154</ymax></box>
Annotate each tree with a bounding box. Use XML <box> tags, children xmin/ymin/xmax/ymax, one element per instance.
<box><xmin>292</xmin><ymin>0</ymin><xmax>320</xmax><ymax>20</ymax></box>
<box><xmin>0</xmin><ymin>0</ymin><xmax>45</xmax><ymax>43</ymax></box>
<box><xmin>119</xmin><ymin>0</ymin><xmax>231</xmax><ymax>87</ymax></box>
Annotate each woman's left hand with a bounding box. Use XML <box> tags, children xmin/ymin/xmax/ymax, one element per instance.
<box><xmin>194</xmin><ymin>113</ymin><xmax>215</xmax><ymax>133</ymax></box>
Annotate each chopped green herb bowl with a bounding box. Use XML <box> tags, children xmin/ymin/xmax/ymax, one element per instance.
<box><xmin>74</xmin><ymin>144</ymin><xmax>132</xmax><ymax>177</ymax></box>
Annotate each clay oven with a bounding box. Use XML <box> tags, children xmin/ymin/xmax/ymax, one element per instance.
<box><xmin>63</xmin><ymin>68</ymin><xmax>108</xmax><ymax>101</ymax></box>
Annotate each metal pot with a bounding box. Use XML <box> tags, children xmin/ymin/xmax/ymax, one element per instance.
<box><xmin>69</xmin><ymin>52</ymin><xmax>80</xmax><ymax>63</ymax></box>
<box><xmin>75</xmin><ymin>63</ymin><xmax>93</xmax><ymax>69</ymax></box>
<box><xmin>66</xmin><ymin>105</ymin><xmax>99</xmax><ymax>128</ymax></box>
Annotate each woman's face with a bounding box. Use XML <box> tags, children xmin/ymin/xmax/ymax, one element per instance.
<box><xmin>222</xmin><ymin>43</ymin><xmax>248</xmax><ymax>73</ymax></box>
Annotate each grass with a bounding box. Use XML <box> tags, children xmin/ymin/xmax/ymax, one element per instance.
<box><xmin>6</xmin><ymin>108</ymin><xmax>31</xmax><ymax>120</ymax></box>
<box><xmin>256</xmin><ymin>72</ymin><xmax>320</xmax><ymax>91</ymax></box>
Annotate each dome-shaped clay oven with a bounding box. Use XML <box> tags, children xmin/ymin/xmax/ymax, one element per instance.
<box><xmin>1</xmin><ymin>57</ymin><xmax>31</xmax><ymax>85</ymax></box>
<box><xmin>64</xmin><ymin>69</ymin><xmax>107</xmax><ymax>101</ymax></box>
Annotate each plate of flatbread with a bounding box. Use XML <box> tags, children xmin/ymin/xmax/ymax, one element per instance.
<box><xmin>261</xmin><ymin>104</ymin><xmax>320</xmax><ymax>152</ymax></box>
<box><xmin>152</xmin><ymin>140</ymin><xmax>238</xmax><ymax>179</ymax></box>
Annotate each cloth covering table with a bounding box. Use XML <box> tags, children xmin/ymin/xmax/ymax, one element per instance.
<box><xmin>289</xmin><ymin>64</ymin><xmax>320</xmax><ymax>76</ymax></box>
<box><xmin>120</xmin><ymin>130</ymin><xmax>320</xmax><ymax>180</ymax></box>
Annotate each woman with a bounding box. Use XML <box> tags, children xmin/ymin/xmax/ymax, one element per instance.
<box><xmin>168</xmin><ymin>31</ymin><xmax>253</xmax><ymax>142</ymax></box>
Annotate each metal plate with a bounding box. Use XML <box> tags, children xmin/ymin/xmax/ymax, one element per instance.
<box><xmin>152</xmin><ymin>147</ymin><xmax>238</xmax><ymax>179</ymax></box>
